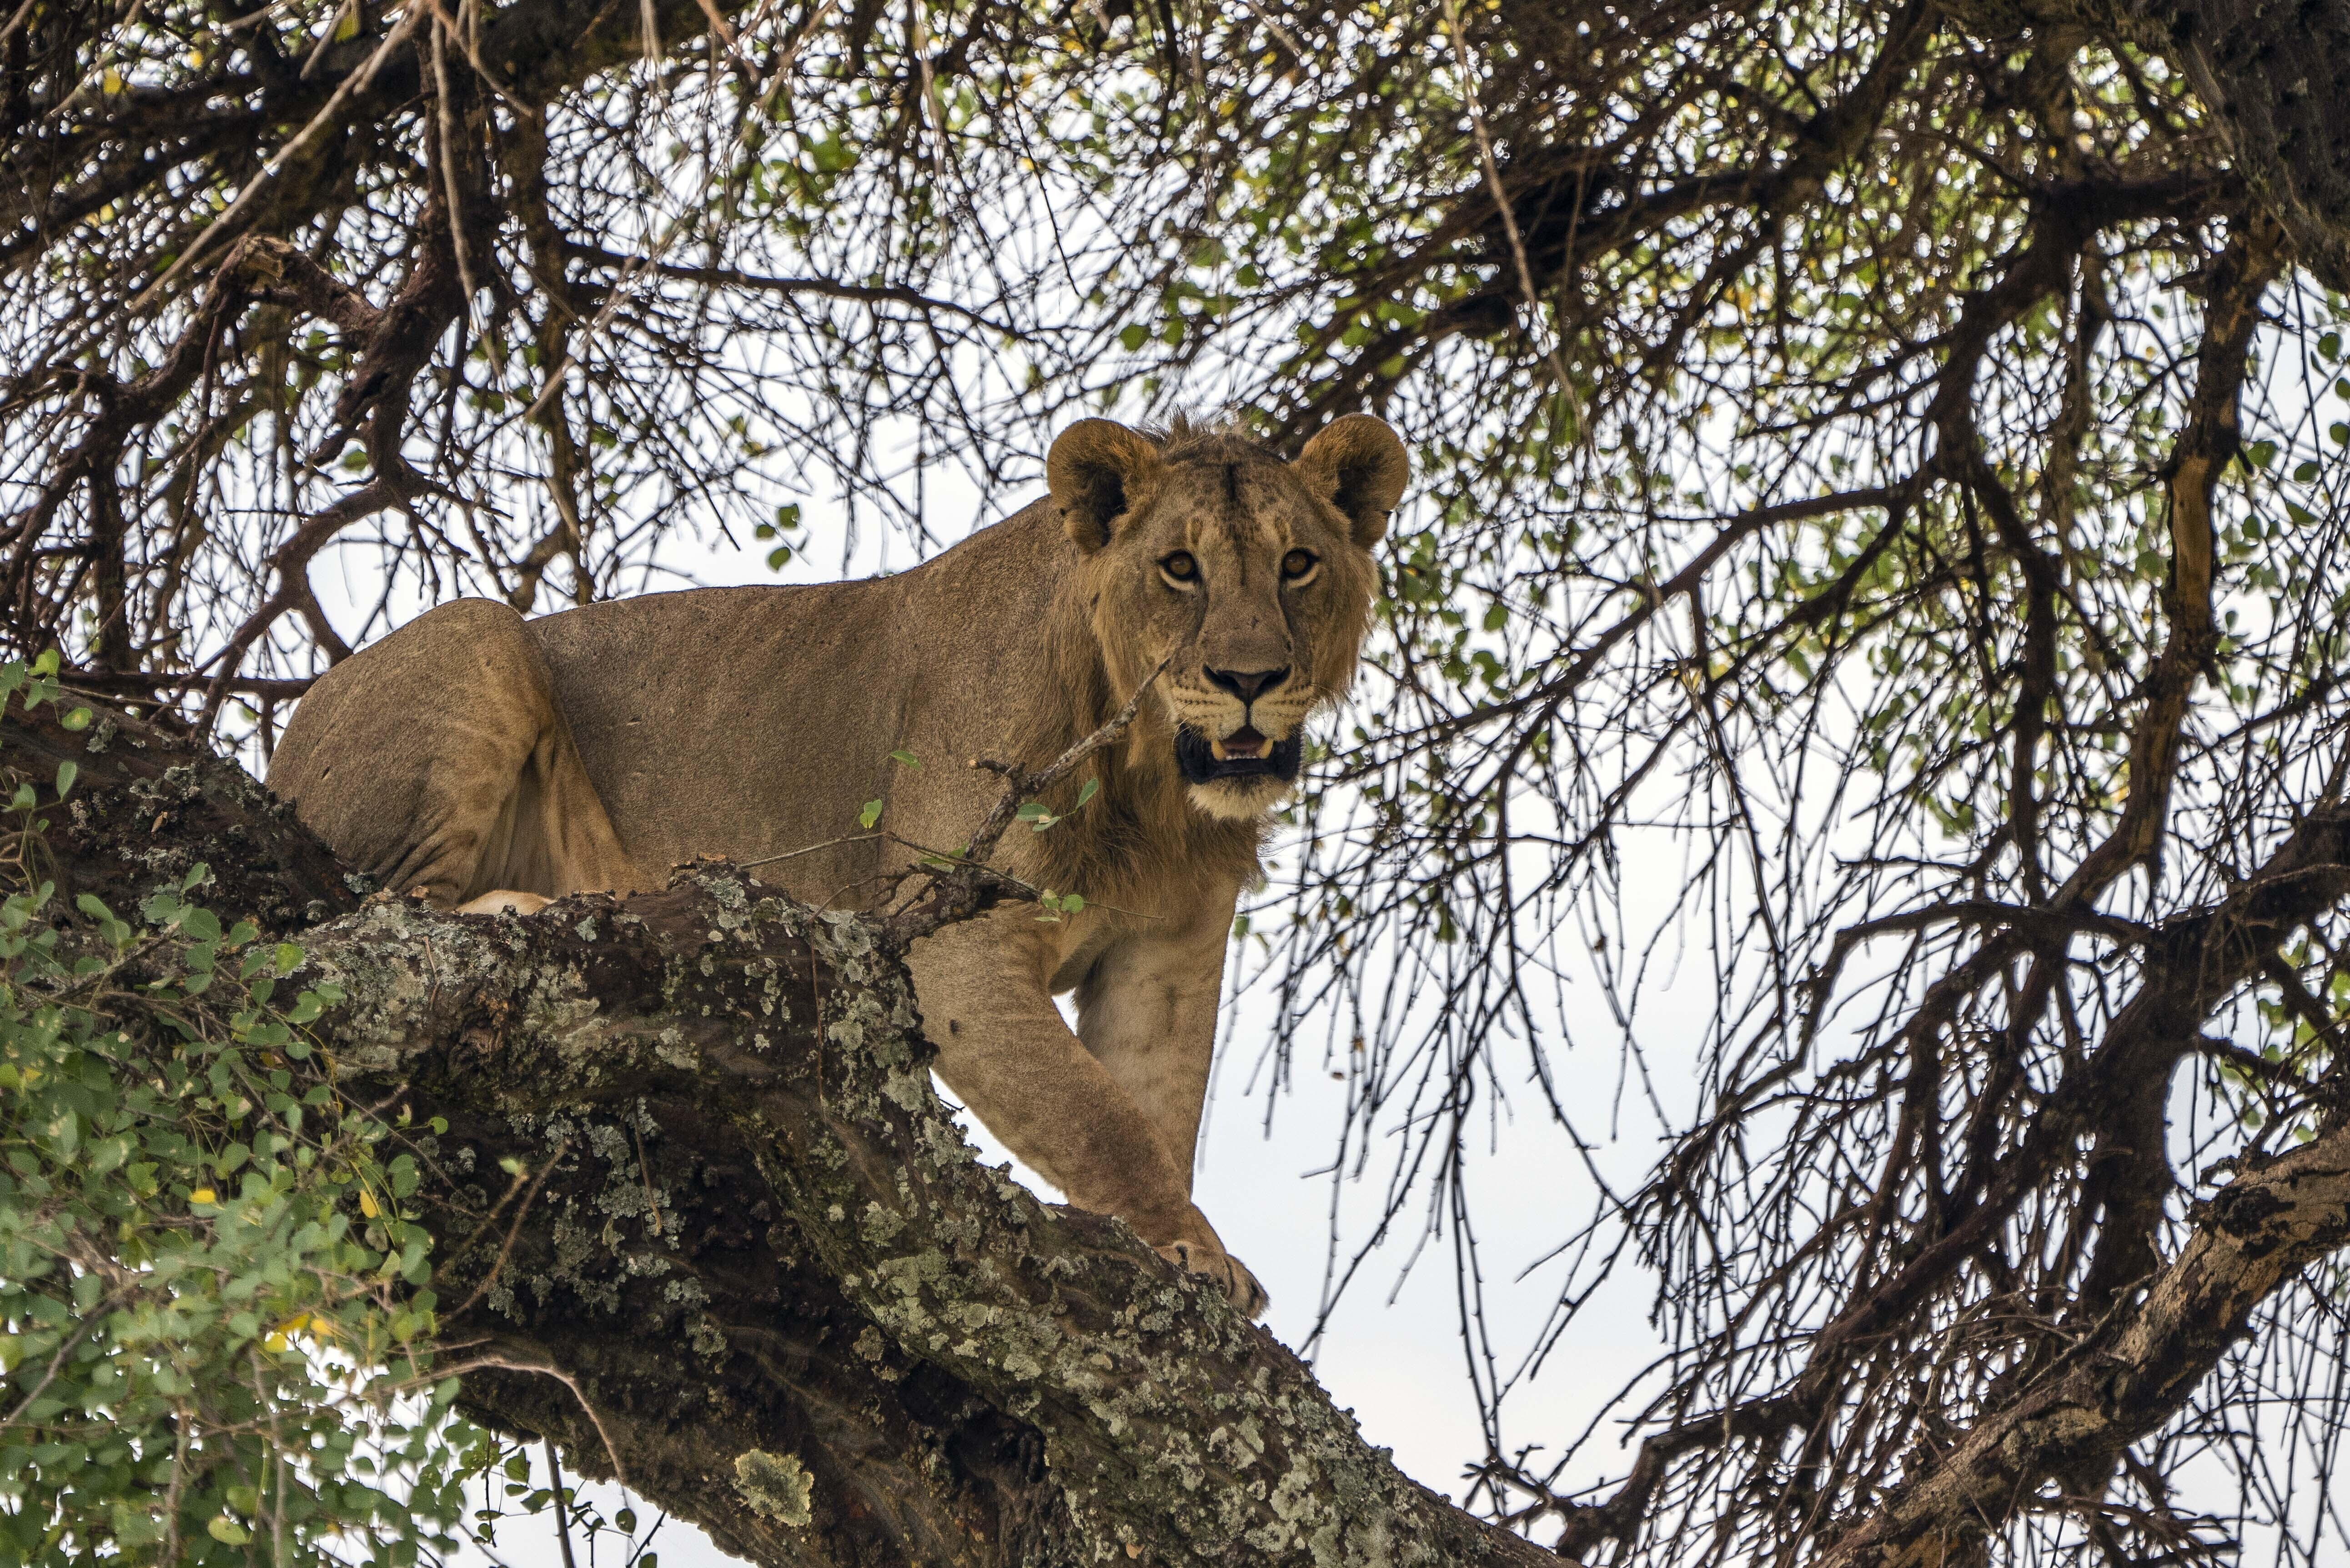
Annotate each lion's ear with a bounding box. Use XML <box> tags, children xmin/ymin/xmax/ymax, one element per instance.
<box><xmin>1296</xmin><ymin>414</ymin><xmax>1409</xmax><ymax>548</ymax></box>
<box><xmin>1049</xmin><ymin>420</ymin><xmax>1162</xmax><ymax>553</ymax></box>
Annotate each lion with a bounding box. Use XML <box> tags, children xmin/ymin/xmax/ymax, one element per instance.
<box><xmin>266</xmin><ymin>413</ymin><xmax>1409</xmax><ymax>1316</ymax></box>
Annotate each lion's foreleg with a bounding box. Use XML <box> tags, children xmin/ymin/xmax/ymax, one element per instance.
<box><xmin>1070</xmin><ymin>924</ymin><xmax>1230</xmax><ymax>1197</ymax></box>
<box><xmin>907</xmin><ymin>913</ymin><xmax>1267</xmax><ymax>1316</ymax></box>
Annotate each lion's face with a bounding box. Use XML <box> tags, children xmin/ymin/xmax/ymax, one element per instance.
<box><xmin>1049</xmin><ymin>415</ymin><xmax>1409</xmax><ymax>821</ymax></box>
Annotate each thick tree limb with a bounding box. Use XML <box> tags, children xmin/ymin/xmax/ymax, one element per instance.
<box><xmin>2104</xmin><ymin>0</ymin><xmax>2350</xmax><ymax>295</ymax></box>
<box><xmin>0</xmin><ymin>701</ymin><xmax>1551</xmax><ymax>1568</ymax></box>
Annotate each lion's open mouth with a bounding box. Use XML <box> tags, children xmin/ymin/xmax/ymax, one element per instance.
<box><xmin>1176</xmin><ymin>725</ymin><xmax>1303</xmax><ymax>784</ymax></box>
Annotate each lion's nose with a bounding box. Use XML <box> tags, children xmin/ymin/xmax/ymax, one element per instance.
<box><xmin>1203</xmin><ymin>665</ymin><xmax>1290</xmax><ymax>704</ymax></box>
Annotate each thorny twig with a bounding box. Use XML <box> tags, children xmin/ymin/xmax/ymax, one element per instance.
<box><xmin>881</xmin><ymin>656</ymin><xmax>1168</xmax><ymax>947</ymax></box>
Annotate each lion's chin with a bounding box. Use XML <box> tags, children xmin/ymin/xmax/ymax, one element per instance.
<box><xmin>1187</xmin><ymin>775</ymin><xmax>1293</xmax><ymax>821</ymax></box>
<box><xmin>1174</xmin><ymin>726</ymin><xmax>1302</xmax><ymax>784</ymax></box>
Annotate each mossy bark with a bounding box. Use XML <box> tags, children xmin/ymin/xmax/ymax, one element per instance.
<box><xmin>1</xmin><ymin>701</ymin><xmax>1552</xmax><ymax>1568</ymax></box>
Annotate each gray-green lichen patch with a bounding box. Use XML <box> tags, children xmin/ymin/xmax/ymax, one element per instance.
<box><xmin>286</xmin><ymin>865</ymin><xmax>1498</xmax><ymax>1565</ymax></box>
<box><xmin>733</xmin><ymin>1449</ymin><xmax>813</xmax><ymax>1527</ymax></box>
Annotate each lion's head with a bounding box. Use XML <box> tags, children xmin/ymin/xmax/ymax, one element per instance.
<box><xmin>1048</xmin><ymin>414</ymin><xmax>1408</xmax><ymax>821</ymax></box>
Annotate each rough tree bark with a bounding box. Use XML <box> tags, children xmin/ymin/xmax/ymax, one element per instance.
<box><xmin>2108</xmin><ymin>0</ymin><xmax>2350</xmax><ymax>293</ymax></box>
<box><xmin>10</xmin><ymin>694</ymin><xmax>2350</xmax><ymax>1567</ymax></box>
<box><xmin>3</xmin><ymin>695</ymin><xmax>1550</xmax><ymax>1568</ymax></box>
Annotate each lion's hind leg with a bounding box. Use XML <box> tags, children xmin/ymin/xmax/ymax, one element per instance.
<box><xmin>268</xmin><ymin>598</ymin><xmax>638</xmax><ymax>911</ymax></box>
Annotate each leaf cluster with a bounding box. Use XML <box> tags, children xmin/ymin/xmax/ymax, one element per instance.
<box><xmin>0</xmin><ymin>664</ymin><xmax>469</xmax><ymax>1563</ymax></box>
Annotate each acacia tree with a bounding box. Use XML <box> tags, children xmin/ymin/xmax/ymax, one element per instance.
<box><xmin>7</xmin><ymin>0</ymin><xmax>2350</xmax><ymax>1563</ymax></box>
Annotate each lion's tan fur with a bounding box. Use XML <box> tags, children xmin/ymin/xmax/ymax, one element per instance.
<box><xmin>269</xmin><ymin>415</ymin><xmax>1407</xmax><ymax>1314</ymax></box>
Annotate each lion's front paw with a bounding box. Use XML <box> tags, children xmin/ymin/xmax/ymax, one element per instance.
<box><xmin>1155</xmin><ymin>1237</ymin><xmax>1270</xmax><ymax>1319</ymax></box>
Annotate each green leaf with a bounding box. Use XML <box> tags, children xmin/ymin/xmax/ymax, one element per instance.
<box><xmin>59</xmin><ymin>707</ymin><xmax>91</xmax><ymax>731</ymax></box>
<box><xmin>859</xmin><ymin>798</ymin><xmax>884</xmax><ymax>829</ymax></box>
<box><xmin>52</xmin><ymin>760</ymin><xmax>75</xmax><ymax>797</ymax></box>
<box><xmin>889</xmin><ymin>749</ymin><xmax>921</xmax><ymax>769</ymax></box>
<box><xmin>1075</xmin><ymin>778</ymin><xmax>1098</xmax><ymax>808</ymax></box>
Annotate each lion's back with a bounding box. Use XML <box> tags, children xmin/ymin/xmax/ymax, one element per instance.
<box><xmin>269</xmin><ymin>501</ymin><xmax>1074</xmax><ymax>903</ymax></box>
<box><xmin>526</xmin><ymin>502</ymin><xmax>1071</xmax><ymax>881</ymax></box>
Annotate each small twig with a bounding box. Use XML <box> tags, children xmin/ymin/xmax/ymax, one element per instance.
<box><xmin>0</xmin><ymin>0</ymin><xmax>42</xmax><ymax>50</ymax></box>
<box><xmin>882</xmin><ymin>833</ymin><xmax>1163</xmax><ymax>922</ymax></box>
<box><xmin>158</xmin><ymin>1413</ymin><xmax>192</xmax><ymax>1564</ymax></box>
<box><xmin>629</xmin><ymin>1120</ymin><xmax>664</xmax><ymax>1239</ymax></box>
<box><xmin>963</xmin><ymin>656</ymin><xmax>1168</xmax><ymax>868</ymax></box>
<box><xmin>1437</xmin><ymin>0</ymin><xmax>1582</xmax><ymax>428</ymax></box>
<box><xmin>430</xmin><ymin>20</ymin><xmax>482</xmax><ymax>314</ymax></box>
<box><xmin>433</xmin><ymin>1354</ymin><xmax>630</xmax><ymax>1491</ymax></box>
<box><xmin>548</xmin><ymin>1439</ymin><xmax>583</xmax><ymax>1568</ymax></box>
<box><xmin>738</xmin><ymin>830</ymin><xmax>883</xmax><ymax>871</ymax></box>
<box><xmin>880</xmin><ymin>657</ymin><xmax>1167</xmax><ymax>945</ymax></box>
<box><xmin>0</xmin><ymin>1287</ymin><xmax>130</xmax><ymax>1435</ymax></box>
<box><xmin>60</xmin><ymin>671</ymin><xmax>316</xmax><ymax>702</ymax></box>
<box><xmin>446</xmin><ymin>1136</ymin><xmax>572</xmax><ymax>1319</ymax></box>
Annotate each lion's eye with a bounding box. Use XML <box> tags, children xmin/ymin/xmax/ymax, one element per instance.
<box><xmin>1281</xmin><ymin>549</ymin><xmax>1317</xmax><ymax>582</ymax></box>
<box><xmin>1160</xmin><ymin>552</ymin><xmax>1199</xmax><ymax>584</ymax></box>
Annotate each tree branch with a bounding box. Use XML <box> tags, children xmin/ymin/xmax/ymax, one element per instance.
<box><xmin>1815</xmin><ymin>1107</ymin><xmax>2350</xmax><ymax>1567</ymax></box>
<box><xmin>1</xmin><ymin>698</ymin><xmax>1556</xmax><ymax>1568</ymax></box>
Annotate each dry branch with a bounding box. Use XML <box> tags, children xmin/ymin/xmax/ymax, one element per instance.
<box><xmin>1815</xmin><ymin>1111</ymin><xmax>2350</xmax><ymax>1567</ymax></box>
